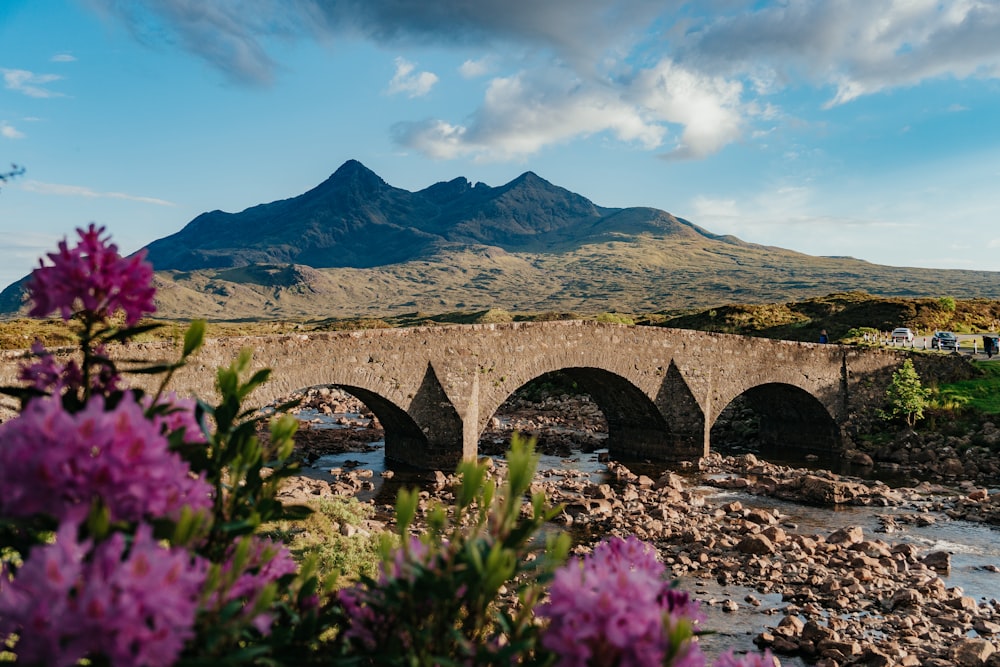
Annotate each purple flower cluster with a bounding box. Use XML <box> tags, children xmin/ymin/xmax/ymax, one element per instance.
<box><xmin>0</xmin><ymin>392</ymin><xmax>212</xmax><ymax>524</ymax></box>
<box><xmin>144</xmin><ymin>391</ymin><xmax>208</xmax><ymax>444</ymax></box>
<box><xmin>208</xmin><ymin>536</ymin><xmax>300</xmax><ymax>634</ymax></box>
<box><xmin>539</xmin><ymin>536</ymin><xmax>779</xmax><ymax>667</ymax></box>
<box><xmin>336</xmin><ymin>536</ymin><xmax>433</xmax><ymax>650</ymax></box>
<box><xmin>539</xmin><ymin>535</ymin><xmax>706</xmax><ymax>667</ymax></box>
<box><xmin>27</xmin><ymin>223</ymin><xmax>156</xmax><ymax>325</ymax></box>
<box><xmin>0</xmin><ymin>522</ymin><xmax>207</xmax><ymax>667</ymax></box>
<box><xmin>19</xmin><ymin>341</ymin><xmax>123</xmax><ymax>398</ymax></box>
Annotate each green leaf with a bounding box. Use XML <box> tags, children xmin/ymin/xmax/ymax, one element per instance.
<box><xmin>100</xmin><ymin>322</ymin><xmax>163</xmax><ymax>343</ymax></box>
<box><xmin>395</xmin><ymin>487</ymin><xmax>418</xmax><ymax>536</ymax></box>
<box><xmin>455</xmin><ymin>460</ymin><xmax>486</xmax><ymax>511</ymax></box>
<box><xmin>238</xmin><ymin>368</ymin><xmax>272</xmax><ymax>400</ymax></box>
<box><xmin>124</xmin><ymin>363</ymin><xmax>179</xmax><ymax>375</ymax></box>
<box><xmin>183</xmin><ymin>319</ymin><xmax>207</xmax><ymax>357</ymax></box>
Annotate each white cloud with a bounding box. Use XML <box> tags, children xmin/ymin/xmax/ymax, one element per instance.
<box><xmin>51</xmin><ymin>53</ymin><xmax>77</xmax><ymax>62</ymax></box>
<box><xmin>395</xmin><ymin>58</ymin><xmax>749</xmax><ymax>162</ymax></box>
<box><xmin>631</xmin><ymin>60</ymin><xmax>744</xmax><ymax>160</ymax></box>
<box><xmin>459</xmin><ymin>57</ymin><xmax>493</xmax><ymax>78</ymax></box>
<box><xmin>1</xmin><ymin>122</ymin><xmax>25</xmax><ymax>139</ymax></box>
<box><xmin>386</xmin><ymin>57</ymin><xmax>438</xmax><ymax>98</ymax></box>
<box><xmin>2</xmin><ymin>68</ymin><xmax>64</xmax><ymax>98</ymax></box>
<box><xmin>21</xmin><ymin>180</ymin><xmax>175</xmax><ymax>206</ymax></box>
<box><xmin>394</xmin><ymin>66</ymin><xmax>668</xmax><ymax>161</ymax></box>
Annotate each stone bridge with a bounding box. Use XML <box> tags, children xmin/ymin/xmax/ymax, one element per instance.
<box><xmin>1</xmin><ymin>321</ymin><xmax>921</xmax><ymax>470</ymax></box>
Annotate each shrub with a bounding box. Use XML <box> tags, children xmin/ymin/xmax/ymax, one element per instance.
<box><xmin>596</xmin><ymin>312</ymin><xmax>636</xmax><ymax>325</ymax></box>
<box><xmin>880</xmin><ymin>359</ymin><xmax>931</xmax><ymax>427</ymax></box>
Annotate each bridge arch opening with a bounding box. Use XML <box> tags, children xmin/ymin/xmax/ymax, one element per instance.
<box><xmin>279</xmin><ymin>384</ymin><xmax>444</xmax><ymax>470</ymax></box>
<box><xmin>481</xmin><ymin>367</ymin><xmax>678</xmax><ymax>463</ymax></box>
<box><xmin>710</xmin><ymin>382</ymin><xmax>841</xmax><ymax>463</ymax></box>
<box><xmin>283</xmin><ymin>386</ymin><xmax>384</xmax><ymax>464</ymax></box>
<box><xmin>478</xmin><ymin>370</ymin><xmax>608</xmax><ymax>458</ymax></box>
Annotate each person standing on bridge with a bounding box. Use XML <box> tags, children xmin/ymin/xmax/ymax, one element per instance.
<box><xmin>819</xmin><ymin>330</ymin><xmax>829</xmax><ymax>344</ymax></box>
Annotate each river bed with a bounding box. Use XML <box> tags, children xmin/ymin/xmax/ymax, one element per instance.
<box><xmin>296</xmin><ymin>405</ymin><xmax>1000</xmax><ymax>664</ymax></box>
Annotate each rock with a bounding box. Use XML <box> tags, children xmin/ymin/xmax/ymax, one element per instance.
<box><xmin>737</xmin><ymin>534</ymin><xmax>776</xmax><ymax>555</ymax></box>
<box><xmin>858</xmin><ymin>647</ymin><xmax>894</xmax><ymax>666</ymax></box>
<box><xmin>801</xmin><ymin>620</ymin><xmax>837</xmax><ymax>645</ymax></box>
<box><xmin>827</xmin><ymin>526</ymin><xmax>864</xmax><ymax>545</ymax></box>
<box><xmin>746</xmin><ymin>508</ymin><xmax>778</xmax><ymax>525</ymax></box>
<box><xmin>950</xmin><ymin>638</ymin><xmax>996</xmax><ymax>666</ymax></box>
<box><xmin>974</xmin><ymin>620</ymin><xmax>1000</xmax><ymax>636</ymax></box>
<box><xmin>947</xmin><ymin>595</ymin><xmax>979</xmax><ymax>612</ymax></box>
<box><xmin>846</xmin><ymin>450</ymin><xmax>875</xmax><ymax>467</ymax></box>
<box><xmin>654</xmin><ymin>472</ymin><xmax>685</xmax><ymax>492</ymax></box>
<box><xmin>886</xmin><ymin>588</ymin><xmax>924</xmax><ymax>610</ymax></box>
<box><xmin>794</xmin><ymin>475</ymin><xmax>866</xmax><ymax>504</ymax></box>
<box><xmin>777</xmin><ymin>614</ymin><xmax>805</xmax><ymax>634</ymax></box>
<box><xmin>922</xmin><ymin>550</ymin><xmax>952</xmax><ymax>573</ymax></box>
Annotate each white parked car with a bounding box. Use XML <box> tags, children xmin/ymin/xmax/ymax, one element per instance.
<box><xmin>891</xmin><ymin>327</ymin><xmax>915</xmax><ymax>343</ymax></box>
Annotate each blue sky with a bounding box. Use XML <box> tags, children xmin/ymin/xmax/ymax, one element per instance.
<box><xmin>2</xmin><ymin>0</ymin><xmax>1000</xmax><ymax>292</ymax></box>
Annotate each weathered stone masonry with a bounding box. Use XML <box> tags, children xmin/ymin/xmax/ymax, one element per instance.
<box><xmin>0</xmin><ymin>321</ymin><xmax>933</xmax><ymax>470</ymax></box>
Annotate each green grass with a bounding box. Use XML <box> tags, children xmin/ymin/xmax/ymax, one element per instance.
<box><xmin>937</xmin><ymin>361</ymin><xmax>1000</xmax><ymax>414</ymax></box>
<box><xmin>260</xmin><ymin>496</ymin><xmax>384</xmax><ymax>584</ymax></box>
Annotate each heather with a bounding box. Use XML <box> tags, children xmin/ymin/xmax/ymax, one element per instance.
<box><xmin>0</xmin><ymin>225</ymin><xmax>777</xmax><ymax>666</ymax></box>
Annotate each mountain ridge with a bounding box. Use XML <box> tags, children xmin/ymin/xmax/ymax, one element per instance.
<box><xmin>2</xmin><ymin>159</ymin><xmax>999</xmax><ymax>321</ymax></box>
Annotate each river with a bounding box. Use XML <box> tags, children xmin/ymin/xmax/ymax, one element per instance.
<box><xmin>297</xmin><ymin>407</ymin><xmax>1000</xmax><ymax>665</ymax></box>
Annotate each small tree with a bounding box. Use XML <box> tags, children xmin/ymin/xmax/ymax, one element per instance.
<box><xmin>881</xmin><ymin>359</ymin><xmax>931</xmax><ymax>427</ymax></box>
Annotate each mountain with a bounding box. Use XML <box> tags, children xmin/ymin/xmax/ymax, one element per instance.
<box><xmin>139</xmin><ymin>159</ymin><xmax>721</xmax><ymax>270</ymax></box>
<box><xmin>2</xmin><ymin>160</ymin><xmax>1000</xmax><ymax>321</ymax></box>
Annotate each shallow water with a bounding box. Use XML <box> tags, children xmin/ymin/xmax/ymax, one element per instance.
<box><xmin>304</xmin><ymin>412</ymin><xmax>1000</xmax><ymax>664</ymax></box>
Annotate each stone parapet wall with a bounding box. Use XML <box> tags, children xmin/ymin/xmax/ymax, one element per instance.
<box><xmin>0</xmin><ymin>322</ymin><xmax>975</xmax><ymax>469</ymax></box>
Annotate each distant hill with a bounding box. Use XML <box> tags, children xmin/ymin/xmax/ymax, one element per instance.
<box><xmin>3</xmin><ymin>159</ymin><xmax>1000</xmax><ymax>321</ymax></box>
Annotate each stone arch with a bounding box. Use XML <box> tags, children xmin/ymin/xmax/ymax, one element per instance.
<box><xmin>329</xmin><ymin>385</ymin><xmax>430</xmax><ymax>469</ymax></box>
<box><xmin>709</xmin><ymin>382</ymin><xmax>841</xmax><ymax>456</ymax></box>
<box><xmin>481</xmin><ymin>366</ymin><xmax>673</xmax><ymax>462</ymax></box>
<box><xmin>329</xmin><ymin>363</ymin><xmax>468</xmax><ymax>471</ymax></box>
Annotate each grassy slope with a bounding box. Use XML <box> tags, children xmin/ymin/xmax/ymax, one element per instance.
<box><xmin>137</xmin><ymin>236</ymin><xmax>1000</xmax><ymax>322</ymax></box>
<box><xmin>4</xmin><ymin>291</ymin><xmax>998</xmax><ymax>348</ymax></box>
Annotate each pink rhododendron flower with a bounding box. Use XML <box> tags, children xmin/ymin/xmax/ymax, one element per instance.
<box><xmin>336</xmin><ymin>536</ymin><xmax>434</xmax><ymax>650</ymax></box>
<box><xmin>0</xmin><ymin>522</ymin><xmax>207</xmax><ymax>667</ymax></box>
<box><xmin>538</xmin><ymin>535</ymin><xmax>707</xmax><ymax>667</ymax></box>
<box><xmin>0</xmin><ymin>392</ymin><xmax>212</xmax><ymax>523</ymax></box>
<box><xmin>18</xmin><ymin>341</ymin><xmax>122</xmax><ymax>399</ymax></box>
<box><xmin>144</xmin><ymin>391</ymin><xmax>208</xmax><ymax>444</ymax></box>
<box><xmin>28</xmin><ymin>223</ymin><xmax>156</xmax><ymax>325</ymax></box>
<box><xmin>206</xmin><ymin>536</ymin><xmax>299</xmax><ymax>636</ymax></box>
<box><xmin>18</xmin><ymin>341</ymin><xmax>81</xmax><ymax>393</ymax></box>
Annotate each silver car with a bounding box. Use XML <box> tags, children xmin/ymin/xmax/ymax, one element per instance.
<box><xmin>891</xmin><ymin>327</ymin><xmax>914</xmax><ymax>343</ymax></box>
